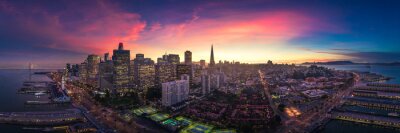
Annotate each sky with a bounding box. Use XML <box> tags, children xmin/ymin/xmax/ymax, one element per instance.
<box><xmin>0</xmin><ymin>0</ymin><xmax>400</xmax><ymax>68</ymax></box>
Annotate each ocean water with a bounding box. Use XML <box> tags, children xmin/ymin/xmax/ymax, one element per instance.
<box><xmin>0</xmin><ymin>69</ymin><xmax>71</xmax><ymax>132</ymax></box>
<box><xmin>318</xmin><ymin>65</ymin><xmax>400</xmax><ymax>133</ymax></box>
<box><xmin>321</xmin><ymin>65</ymin><xmax>400</xmax><ymax>84</ymax></box>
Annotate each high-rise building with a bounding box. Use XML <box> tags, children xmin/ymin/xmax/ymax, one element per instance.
<box><xmin>71</xmin><ymin>64</ymin><xmax>79</xmax><ymax>76</ymax></box>
<box><xmin>184</xmin><ymin>51</ymin><xmax>192</xmax><ymax>64</ymax></box>
<box><xmin>112</xmin><ymin>42</ymin><xmax>131</xmax><ymax>94</ymax></box>
<box><xmin>180</xmin><ymin>74</ymin><xmax>190</xmax><ymax>81</ymax></box>
<box><xmin>78</xmin><ymin>62</ymin><xmax>88</xmax><ymax>82</ymax></box>
<box><xmin>209</xmin><ymin>45</ymin><xmax>215</xmax><ymax>67</ymax></box>
<box><xmin>98</xmin><ymin>60</ymin><xmax>113</xmax><ymax>91</ymax></box>
<box><xmin>162</xmin><ymin>80</ymin><xmax>189</xmax><ymax>106</ymax></box>
<box><xmin>210</xmin><ymin>74</ymin><xmax>220</xmax><ymax>89</ymax></box>
<box><xmin>87</xmin><ymin>54</ymin><xmax>101</xmax><ymax>79</ymax></box>
<box><xmin>201</xmin><ymin>74</ymin><xmax>211</xmax><ymax>95</ymax></box>
<box><xmin>167</xmin><ymin>54</ymin><xmax>180</xmax><ymax>64</ymax></box>
<box><xmin>134</xmin><ymin>55</ymin><xmax>156</xmax><ymax>93</ymax></box>
<box><xmin>66</xmin><ymin>63</ymin><xmax>71</xmax><ymax>73</ymax></box>
<box><xmin>162</xmin><ymin>53</ymin><xmax>169</xmax><ymax>61</ymax></box>
<box><xmin>200</xmin><ymin>60</ymin><xmax>206</xmax><ymax>68</ymax></box>
<box><xmin>155</xmin><ymin>64</ymin><xmax>176</xmax><ymax>86</ymax></box>
<box><xmin>104</xmin><ymin>53</ymin><xmax>110</xmax><ymax>62</ymax></box>
<box><xmin>157</xmin><ymin>57</ymin><xmax>167</xmax><ymax>64</ymax></box>
<box><xmin>136</xmin><ymin>53</ymin><xmax>145</xmax><ymax>59</ymax></box>
<box><xmin>176</xmin><ymin>64</ymin><xmax>192</xmax><ymax>84</ymax></box>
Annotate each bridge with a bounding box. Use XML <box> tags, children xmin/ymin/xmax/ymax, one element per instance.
<box><xmin>0</xmin><ymin>109</ymin><xmax>85</xmax><ymax>126</ymax></box>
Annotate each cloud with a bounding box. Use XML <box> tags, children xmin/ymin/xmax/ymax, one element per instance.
<box><xmin>299</xmin><ymin>47</ymin><xmax>400</xmax><ymax>63</ymax></box>
<box><xmin>134</xmin><ymin>9</ymin><xmax>342</xmax><ymax>62</ymax></box>
<box><xmin>0</xmin><ymin>0</ymin><xmax>146</xmax><ymax>55</ymax></box>
<box><xmin>340</xmin><ymin>52</ymin><xmax>400</xmax><ymax>63</ymax></box>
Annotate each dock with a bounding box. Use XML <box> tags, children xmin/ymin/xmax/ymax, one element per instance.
<box><xmin>24</xmin><ymin>101</ymin><xmax>53</xmax><ymax>105</ymax></box>
<box><xmin>0</xmin><ymin>109</ymin><xmax>85</xmax><ymax>126</ymax></box>
<box><xmin>330</xmin><ymin>111</ymin><xmax>400</xmax><ymax>128</ymax></box>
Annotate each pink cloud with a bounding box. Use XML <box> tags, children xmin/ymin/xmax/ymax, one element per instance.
<box><xmin>0</xmin><ymin>0</ymin><xmax>146</xmax><ymax>55</ymax></box>
<box><xmin>137</xmin><ymin>10</ymin><xmax>340</xmax><ymax>48</ymax></box>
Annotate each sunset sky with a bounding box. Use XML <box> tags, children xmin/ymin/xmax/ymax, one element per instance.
<box><xmin>1</xmin><ymin>0</ymin><xmax>400</xmax><ymax>68</ymax></box>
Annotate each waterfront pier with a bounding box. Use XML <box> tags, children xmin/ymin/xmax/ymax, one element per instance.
<box><xmin>0</xmin><ymin>109</ymin><xmax>85</xmax><ymax>126</ymax></box>
<box><xmin>331</xmin><ymin>111</ymin><xmax>400</xmax><ymax>128</ymax></box>
<box><xmin>344</xmin><ymin>97</ymin><xmax>400</xmax><ymax>111</ymax></box>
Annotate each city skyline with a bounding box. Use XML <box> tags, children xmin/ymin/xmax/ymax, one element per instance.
<box><xmin>1</xmin><ymin>0</ymin><xmax>400</xmax><ymax>69</ymax></box>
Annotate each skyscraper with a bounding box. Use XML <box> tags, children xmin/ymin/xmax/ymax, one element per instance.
<box><xmin>210</xmin><ymin>74</ymin><xmax>220</xmax><ymax>89</ymax></box>
<box><xmin>200</xmin><ymin>60</ymin><xmax>206</xmax><ymax>68</ymax></box>
<box><xmin>162</xmin><ymin>80</ymin><xmax>189</xmax><ymax>107</ymax></box>
<box><xmin>78</xmin><ymin>62</ymin><xmax>88</xmax><ymax>82</ymax></box>
<box><xmin>104</xmin><ymin>53</ymin><xmax>110</xmax><ymax>62</ymax></box>
<box><xmin>201</xmin><ymin>74</ymin><xmax>211</xmax><ymax>95</ymax></box>
<box><xmin>209</xmin><ymin>45</ymin><xmax>215</xmax><ymax>67</ymax></box>
<box><xmin>87</xmin><ymin>54</ymin><xmax>101</xmax><ymax>79</ymax></box>
<box><xmin>155</xmin><ymin>64</ymin><xmax>176</xmax><ymax>86</ymax></box>
<box><xmin>184</xmin><ymin>50</ymin><xmax>192</xmax><ymax>64</ymax></box>
<box><xmin>133</xmin><ymin>55</ymin><xmax>156</xmax><ymax>93</ymax></box>
<box><xmin>167</xmin><ymin>54</ymin><xmax>180</xmax><ymax>64</ymax></box>
<box><xmin>112</xmin><ymin>42</ymin><xmax>131</xmax><ymax>94</ymax></box>
<box><xmin>99</xmin><ymin>59</ymin><xmax>113</xmax><ymax>91</ymax></box>
<box><xmin>176</xmin><ymin>64</ymin><xmax>192</xmax><ymax>85</ymax></box>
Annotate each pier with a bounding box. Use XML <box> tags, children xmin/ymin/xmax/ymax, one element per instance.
<box><xmin>24</xmin><ymin>100</ymin><xmax>53</xmax><ymax>105</ymax></box>
<box><xmin>354</xmin><ymin>86</ymin><xmax>400</xmax><ymax>93</ymax></box>
<box><xmin>344</xmin><ymin>97</ymin><xmax>400</xmax><ymax>111</ymax></box>
<box><xmin>367</xmin><ymin>83</ymin><xmax>400</xmax><ymax>88</ymax></box>
<box><xmin>0</xmin><ymin>109</ymin><xmax>85</xmax><ymax>126</ymax></box>
<box><xmin>331</xmin><ymin>111</ymin><xmax>400</xmax><ymax>128</ymax></box>
<box><xmin>352</xmin><ymin>90</ymin><xmax>400</xmax><ymax>100</ymax></box>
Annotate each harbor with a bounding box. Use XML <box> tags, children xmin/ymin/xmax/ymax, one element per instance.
<box><xmin>315</xmin><ymin>64</ymin><xmax>400</xmax><ymax>133</ymax></box>
<box><xmin>0</xmin><ymin>69</ymin><xmax>110</xmax><ymax>133</ymax></box>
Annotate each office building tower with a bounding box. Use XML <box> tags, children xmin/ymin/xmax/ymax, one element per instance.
<box><xmin>167</xmin><ymin>54</ymin><xmax>180</xmax><ymax>64</ymax></box>
<box><xmin>184</xmin><ymin>50</ymin><xmax>192</xmax><ymax>64</ymax></box>
<box><xmin>210</xmin><ymin>74</ymin><xmax>220</xmax><ymax>89</ymax></box>
<box><xmin>201</xmin><ymin>74</ymin><xmax>211</xmax><ymax>95</ymax></box>
<box><xmin>155</xmin><ymin>64</ymin><xmax>176</xmax><ymax>86</ymax></box>
<box><xmin>136</xmin><ymin>53</ymin><xmax>144</xmax><ymax>59</ymax></box>
<box><xmin>200</xmin><ymin>60</ymin><xmax>206</xmax><ymax>68</ymax></box>
<box><xmin>209</xmin><ymin>45</ymin><xmax>215</xmax><ymax>67</ymax></box>
<box><xmin>104</xmin><ymin>53</ymin><xmax>110</xmax><ymax>62</ymax></box>
<box><xmin>78</xmin><ymin>62</ymin><xmax>88</xmax><ymax>82</ymax></box>
<box><xmin>162</xmin><ymin>53</ymin><xmax>169</xmax><ymax>61</ymax></box>
<box><xmin>134</xmin><ymin>55</ymin><xmax>156</xmax><ymax>92</ymax></box>
<box><xmin>217</xmin><ymin>72</ymin><xmax>226</xmax><ymax>87</ymax></box>
<box><xmin>87</xmin><ymin>54</ymin><xmax>101</xmax><ymax>79</ymax></box>
<box><xmin>157</xmin><ymin>57</ymin><xmax>168</xmax><ymax>64</ymax></box>
<box><xmin>66</xmin><ymin>63</ymin><xmax>71</xmax><ymax>73</ymax></box>
<box><xmin>71</xmin><ymin>64</ymin><xmax>79</xmax><ymax>76</ymax></box>
<box><xmin>181</xmin><ymin>74</ymin><xmax>190</xmax><ymax>81</ymax></box>
<box><xmin>176</xmin><ymin>64</ymin><xmax>192</xmax><ymax>84</ymax></box>
<box><xmin>112</xmin><ymin>42</ymin><xmax>131</xmax><ymax>93</ymax></box>
<box><xmin>98</xmin><ymin>59</ymin><xmax>113</xmax><ymax>91</ymax></box>
<box><xmin>162</xmin><ymin>80</ymin><xmax>189</xmax><ymax>106</ymax></box>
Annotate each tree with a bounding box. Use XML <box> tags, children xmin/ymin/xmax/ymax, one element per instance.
<box><xmin>278</xmin><ymin>104</ymin><xmax>286</xmax><ymax>112</ymax></box>
<box><xmin>146</xmin><ymin>86</ymin><xmax>161</xmax><ymax>101</ymax></box>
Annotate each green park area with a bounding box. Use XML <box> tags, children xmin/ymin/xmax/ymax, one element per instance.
<box><xmin>132</xmin><ymin>106</ymin><xmax>157</xmax><ymax>116</ymax></box>
<box><xmin>180</xmin><ymin>122</ymin><xmax>214</xmax><ymax>133</ymax></box>
<box><xmin>161</xmin><ymin>118</ymin><xmax>179</xmax><ymax>126</ymax></box>
<box><xmin>211</xmin><ymin>129</ymin><xmax>237</xmax><ymax>133</ymax></box>
<box><xmin>149</xmin><ymin>113</ymin><xmax>170</xmax><ymax>122</ymax></box>
<box><xmin>175</xmin><ymin>116</ymin><xmax>193</xmax><ymax>126</ymax></box>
